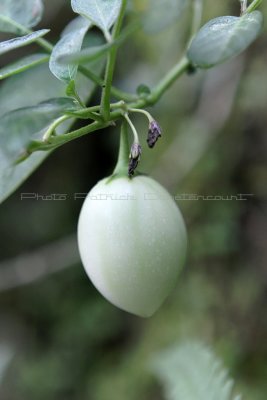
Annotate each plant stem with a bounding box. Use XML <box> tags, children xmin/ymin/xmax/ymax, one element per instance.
<box><xmin>128</xmin><ymin>108</ymin><xmax>154</xmax><ymax>122</ymax></box>
<box><xmin>47</xmin><ymin>121</ymin><xmax>111</xmax><ymax>146</ymax></box>
<box><xmin>79</xmin><ymin>66</ymin><xmax>138</xmax><ymax>102</ymax></box>
<box><xmin>29</xmin><ymin>53</ymin><xmax>190</xmax><ymax>151</ymax></box>
<box><xmin>10</xmin><ymin>19</ymin><xmax>53</xmax><ymax>52</ymax></box>
<box><xmin>100</xmin><ymin>0</ymin><xmax>127</xmax><ymax>120</ymax></box>
<box><xmin>147</xmin><ymin>56</ymin><xmax>190</xmax><ymax>104</ymax></box>
<box><xmin>240</xmin><ymin>0</ymin><xmax>248</xmax><ymax>15</ymax></box>
<box><xmin>16</xmin><ymin>23</ymin><xmax>136</xmax><ymax>103</ymax></box>
<box><xmin>113</xmin><ymin>121</ymin><xmax>129</xmax><ymax>175</ymax></box>
<box><xmin>246</xmin><ymin>0</ymin><xmax>262</xmax><ymax>13</ymax></box>
<box><xmin>124</xmin><ymin>114</ymin><xmax>139</xmax><ymax>144</ymax></box>
<box><xmin>43</xmin><ymin>115</ymin><xmax>70</xmax><ymax>142</ymax></box>
<box><xmin>190</xmin><ymin>0</ymin><xmax>203</xmax><ymax>37</ymax></box>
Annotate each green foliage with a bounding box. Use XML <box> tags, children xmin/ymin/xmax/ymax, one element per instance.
<box><xmin>187</xmin><ymin>11</ymin><xmax>263</xmax><ymax>68</ymax></box>
<box><xmin>71</xmin><ymin>0</ymin><xmax>122</xmax><ymax>39</ymax></box>
<box><xmin>0</xmin><ymin>2</ymin><xmax>267</xmax><ymax>399</ymax></box>
<box><xmin>151</xmin><ymin>342</ymin><xmax>241</xmax><ymax>400</ymax></box>
<box><xmin>0</xmin><ymin>98</ymin><xmax>78</xmax><ymax>163</ymax></box>
<box><xmin>49</xmin><ymin>17</ymin><xmax>92</xmax><ymax>82</ymax></box>
<box><xmin>0</xmin><ymin>29</ymin><xmax>49</xmax><ymax>55</ymax></box>
<box><xmin>0</xmin><ymin>53</ymin><xmax>49</xmax><ymax>80</ymax></box>
<box><xmin>0</xmin><ymin>61</ymin><xmax>100</xmax><ymax>203</ymax></box>
<box><xmin>0</xmin><ymin>0</ymin><xmax>43</xmax><ymax>33</ymax></box>
<box><xmin>0</xmin><ymin>0</ymin><xmax>263</xmax><ymax>202</ymax></box>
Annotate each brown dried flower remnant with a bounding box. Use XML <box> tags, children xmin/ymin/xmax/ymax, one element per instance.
<box><xmin>147</xmin><ymin>120</ymin><xmax>162</xmax><ymax>148</ymax></box>
<box><xmin>128</xmin><ymin>143</ymin><xmax>142</xmax><ymax>177</ymax></box>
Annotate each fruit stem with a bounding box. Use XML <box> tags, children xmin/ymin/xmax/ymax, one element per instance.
<box><xmin>124</xmin><ymin>113</ymin><xmax>140</xmax><ymax>144</ymax></box>
<box><xmin>113</xmin><ymin>121</ymin><xmax>129</xmax><ymax>176</ymax></box>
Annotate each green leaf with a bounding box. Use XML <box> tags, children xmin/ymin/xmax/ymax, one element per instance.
<box><xmin>0</xmin><ymin>0</ymin><xmax>44</xmax><ymax>34</ymax></box>
<box><xmin>0</xmin><ymin>61</ymin><xmax>102</xmax><ymax>204</ymax></box>
<box><xmin>49</xmin><ymin>16</ymin><xmax>92</xmax><ymax>82</ymax></box>
<box><xmin>71</xmin><ymin>0</ymin><xmax>122</xmax><ymax>38</ymax></box>
<box><xmin>151</xmin><ymin>341</ymin><xmax>242</xmax><ymax>400</ymax></box>
<box><xmin>0</xmin><ymin>53</ymin><xmax>48</xmax><ymax>80</ymax></box>
<box><xmin>0</xmin><ymin>29</ymin><xmax>49</xmax><ymax>56</ymax></box>
<box><xmin>59</xmin><ymin>21</ymin><xmax>137</xmax><ymax>66</ymax></box>
<box><xmin>143</xmin><ymin>0</ymin><xmax>187</xmax><ymax>34</ymax></box>
<box><xmin>187</xmin><ymin>11</ymin><xmax>263</xmax><ymax>69</ymax></box>
<box><xmin>0</xmin><ymin>98</ymin><xmax>78</xmax><ymax>163</ymax></box>
<box><xmin>66</xmin><ymin>80</ymin><xmax>85</xmax><ymax>107</ymax></box>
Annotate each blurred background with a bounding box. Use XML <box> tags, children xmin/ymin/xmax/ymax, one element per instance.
<box><xmin>0</xmin><ymin>0</ymin><xmax>267</xmax><ymax>399</ymax></box>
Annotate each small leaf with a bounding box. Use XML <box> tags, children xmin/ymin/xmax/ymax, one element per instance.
<box><xmin>0</xmin><ymin>29</ymin><xmax>49</xmax><ymax>56</ymax></box>
<box><xmin>49</xmin><ymin>16</ymin><xmax>92</xmax><ymax>82</ymax></box>
<box><xmin>71</xmin><ymin>0</ymin><xmax>122</xmax><ymax>37</ymax></box>
<box><xmin>66</xmin><ymin>79</ymin><xmax>77</xmax><ymax>98</ymax></box>
<box><xmin>143</xmin><ymin>0</ymin><xmax>187</xmax><ymax>34</ymax></box>
<box><xmin>187</xmin><ymin>11</ymin><xmax>263</xmax><ymax>68</ymax></box>
<box><xmin>0</xmin><ymin>53</ymin><xmax>48</xmax><ymax>80</ymax></box>
<box><xmin>151</xmin><ymin>341</ymin><xmax>242</xmax><ymax>400</ymax></box>
<box><xmin>0</xmin><ymin>0</ymin><xmax>44</xmax><ymax>34</ymax></box>
<box><xmin>66</xmin><ymin>80</ymin><xmax>85</xmax><ymax>107</ymax></box>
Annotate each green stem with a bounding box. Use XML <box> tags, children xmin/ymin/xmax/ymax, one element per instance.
<box><xmin>47</xmin><ymin>121</ymin><xmax>111</xmax><ymax>146</ymax></box>
<box><xmin>128</xmin><ymin>108</ymin><xmax>154</xmax><ymax>122</ymax></box>
<box><xmin>246</xmin><ymin>0</ymin><xmax>262</xmax><ymax>13</ymax></box>
<box><xmin>43</xmin><ymin>115</ymin><xmax>70</xmax><ymax>142</ymax></box>
<box><xmin>28</xmin><ymin>55</ymin><xmax>190</xmax><ymax>150</ymax></box>
<box><xmin>190</xmin><ymin>0</ymin><xmax>203</xmax><ymax>37</ymax></box>
<box><xmin>147</xmin><ymin>56</ymin><xmax>190</xmax><ymax>104</ymax></box>
<box><xmin>100</xmin><ymin>0</ymin><xmax>127</xmax><ymax>120</ymax></box>
<box><xmin>26</xmin><ymin>55</ymin><xmax>191</xmax><ymax>152</ymax></box>
<box><xmin>79</xmin><ymin>66</ymin><xmax>138</xmax><ymax>102</ymax></box>
<box><xmin>113</xmin><ymin>121</ymin><xmax>129</xmax><ymax>175</ymax></box>
<box><xmin>124</xmin><ymin>114</ymin><xmax>139</xmax><ymax>143</ymax></box>
<box><xmin>18</xmin><ymin>24</ymin><xmax>136</xmax><ymax>103</ymax></box>
<box><xmin>10</xmin><ymin>19</ymin><xmax>53</xmax><ymax>52</ymax></box>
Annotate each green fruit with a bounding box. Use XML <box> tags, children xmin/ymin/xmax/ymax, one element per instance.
<box><xmin>77</xmin><ymin>175</ymin><xmax>187</xmax><ymax>317</ymax></box>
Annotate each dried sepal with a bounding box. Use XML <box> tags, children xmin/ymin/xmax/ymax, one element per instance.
<box><xmin>128</xmin><ymin>143</ymin><xmax>142</xmax><ymax>177</ymax></box>
<box><xmin>147</xmin><ymin>120</ymin><xmax>162</xmax><ymax>148</ymax></box>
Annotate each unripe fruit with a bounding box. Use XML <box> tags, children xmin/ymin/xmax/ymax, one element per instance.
<box><xmin>77</xmin><ymin>175</ymin><xmax>187</xmax><ymax>317</ymax></box>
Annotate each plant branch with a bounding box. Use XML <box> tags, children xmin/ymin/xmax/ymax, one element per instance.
<box><xmin>42</xmin><ymin>115</ymin><xmax>70</xmax><ymax>142</ymax></box>
<box><xmin>147</xmin><ymin>56</ymin><xmax>190</xmax><ymax>104</ymax></box>
<box><xmin>100</xmin><ymin>0</ymin><xmax>127</xmax><ymax>120</ymax></box>
<box><xmin>113</xmin><ymin>121</ymin><xmax>129</xmax><ymax>175</ymax></box>
<box><xmin>190</xmin><ymin>0</ymin><xmax>203</xmax><ymax>38</ymax></box>
<box><xmin>246</xmin><ymin>0</ymin><xmax>262</xmax><ymax>13</ymax></box>
<box><xmin>124</xmin><ymin>114</ymin><xmax>139</xmax><ymax>143</ymax></box>
<box><xmin>79</xmin><ymin>66</ymin><xmax>138</xmax><ymax>102</ymax></box>
<box><xmin>28</xmin><ymin>54</ymin><xmax>191</xmax><ymax>152</ymax></box>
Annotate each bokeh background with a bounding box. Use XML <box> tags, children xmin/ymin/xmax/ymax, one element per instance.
<box><xmin>0</xmin><ymin>0</ymin><xmax>267</xmax><ymax>399</ymax></box>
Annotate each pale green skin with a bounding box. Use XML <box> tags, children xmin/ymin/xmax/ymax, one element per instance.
<box><xmin>77</xmin><ymin>175</ymin><xmax>187</xmax><ymax>317</ymax></box>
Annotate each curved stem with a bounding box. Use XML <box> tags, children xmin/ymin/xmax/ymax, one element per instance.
<box><xmin>100</xmin><ymin>0</ymin><xmax>127</xmax><ymax>120</ymax></box>
<box><xmin>124</xmin><ymin>114</ymin><xmax>139</xmax><ymax>144</ymax></box>
<box><xmin>128</xmin><ymin>108</ymin><xmax>154</xmax><ymax>123</ymax></box>
<box><xmin>113</xmin><ymin>121</ymin><xmax>129</xmax><ymax>175</ymax></box>
<box><xmin>147</xmin><ymin>56</ymin><xmax>190</xmax><ymax>104</ymax></box>
<box><xmin>42</xmin><ymin>115</ymin><xmax>70</xmax><ymax>142</ymax></box>
<box><xmin>79</xmin><ymin>66</ymin><xmax>138</xmax><ymax>102</ymax></box>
